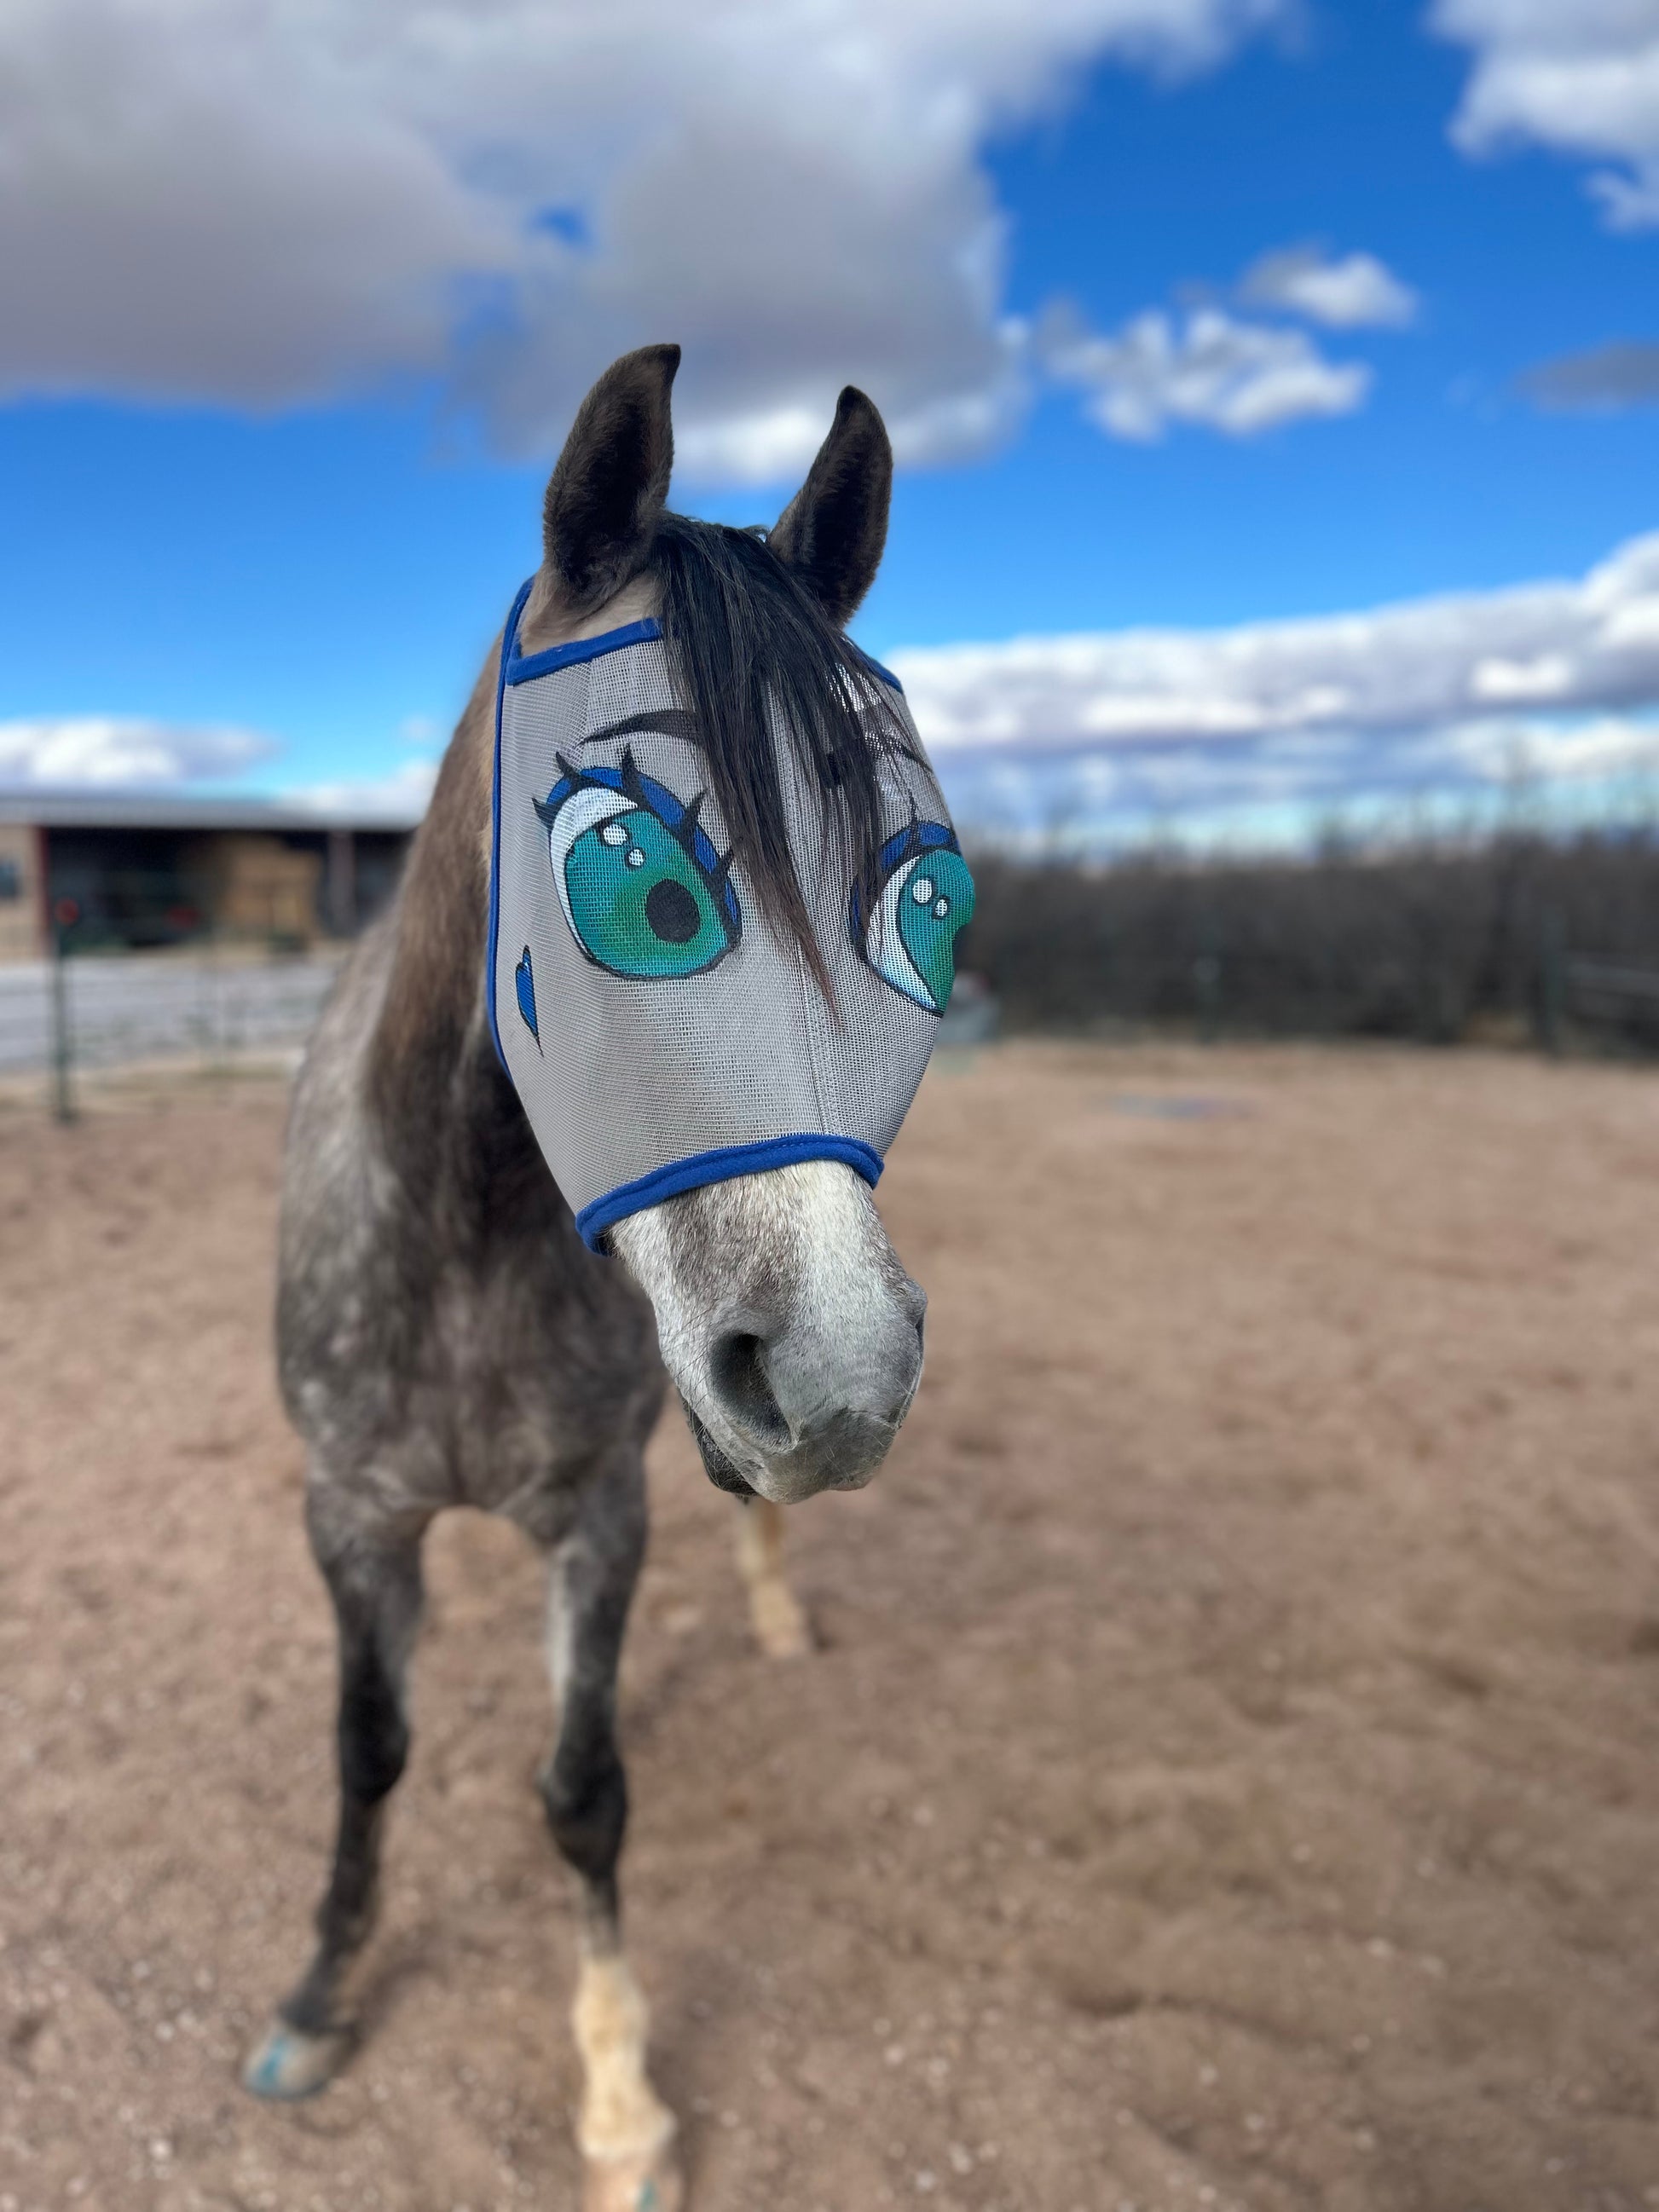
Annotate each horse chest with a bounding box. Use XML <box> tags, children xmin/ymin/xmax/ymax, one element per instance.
<box><xmin>420</xmin><ymin>1251</ymin><xmax>664</xmax><ymax>1513</ymax></box>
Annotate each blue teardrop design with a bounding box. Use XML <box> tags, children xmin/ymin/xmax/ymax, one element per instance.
<box><xmin>514</xmin><ymin>944</ymin><xmax>540</xmax><ymax>1048</ymax></box>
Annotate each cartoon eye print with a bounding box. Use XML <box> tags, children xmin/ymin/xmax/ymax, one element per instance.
<box><xmin>854</xmin><ymin>820</ymin><xmax>975</xmax><ymax>1015</ymax></box>
<box><xmin>534</xmin><ymin>747</ymin><xmax>741</xmax><ymax>980</ymax></box>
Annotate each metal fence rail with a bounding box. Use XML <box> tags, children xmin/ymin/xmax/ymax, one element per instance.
<box><xmin>0</xmin><ymin>949</ymin><xmax>344</xmax><ymax>1093</ymax></box>
<box><xmin>1565</xmin><ymin>957</ymin><xmax>1659</xmax><ymax>1007</ymax></box>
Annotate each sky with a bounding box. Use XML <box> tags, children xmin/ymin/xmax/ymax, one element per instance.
<box><xmin>3</xmin><ymin>0</ymin><xmax>1659</xmax><ymax>847</ymax></box>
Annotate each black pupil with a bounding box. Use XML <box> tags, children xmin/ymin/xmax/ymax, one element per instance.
<box><xmin>645</xmin><ymin>877</ymin><xmax>701</xmax><ymax>944</ymax></box>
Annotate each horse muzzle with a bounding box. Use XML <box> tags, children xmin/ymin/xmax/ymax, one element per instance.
<box><xmin>685</xmin><ymin>1286</ymin><xmax>925</xmax><ymax>1505</ymax></box>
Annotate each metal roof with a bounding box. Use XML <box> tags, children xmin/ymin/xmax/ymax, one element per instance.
<box><xmin>0</xmin><ymin>788</ymin><xmax>419</xmax><ymax>834</ymax></box>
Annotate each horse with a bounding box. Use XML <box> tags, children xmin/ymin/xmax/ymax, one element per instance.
<box><xmin>243</xmin><ymin>345</ymin><xmax>968</xmax><ymax>2212</ymax></box>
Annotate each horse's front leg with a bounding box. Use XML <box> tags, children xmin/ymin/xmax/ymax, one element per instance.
<box><xmin>736</xmin><ymin>1494</ymin><xmax>812</xmax><ymax>1659</ymax></box>
<box><xmin>542</xmin><ymin>1451</ymin><xmax>680</xmax><ymax>2212</ymax></box>
<box><xmin>245</xmin><ymin>1489</ymin><xmax>427</xmax><ymax>2099</ymax></box>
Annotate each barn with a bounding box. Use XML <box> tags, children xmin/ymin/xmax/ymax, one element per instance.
<box><xmin>0</xmin><ymin>791</ymin><xmax>416</xmax><ymax>961</ymax></box>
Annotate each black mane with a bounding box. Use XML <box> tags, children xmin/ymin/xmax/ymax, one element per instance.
<box><xmin>646</xmin><ymin>511</ymin><xmax>916</xmax><ymax>1000</ymax></box>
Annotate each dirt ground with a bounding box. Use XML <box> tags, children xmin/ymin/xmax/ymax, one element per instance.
<box><xmin>4</xmin><ymin>1040</ymin><xmax>1659</xmax><ymax>2212</ymax></box>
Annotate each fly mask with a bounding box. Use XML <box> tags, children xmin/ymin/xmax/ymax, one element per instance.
<box><xmin>487</xmin><ymin>581</ymin><xmax>974</xmax><ymax>1250</ymax></box>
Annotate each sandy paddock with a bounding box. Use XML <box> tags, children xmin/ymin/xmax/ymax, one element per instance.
<box><xmin>3</xmin><ymin>1040</ymin><xmax>1659</xmax><ymax>2212</ymax></box>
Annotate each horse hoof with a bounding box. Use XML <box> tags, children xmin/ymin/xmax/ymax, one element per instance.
<box><xmin>242</xmin><ymin>2019</ymin><xmax>351</xmax><ymax>2099</ymax></box>
<box><xmin>582</xmin><ymin>2140</ymin><xmax>685</xmax><ymax>2212</ymax></box>
<box><xmin>750</xmin><ymin>1582</ymin><xmax>812</xmax><ymax>1661</ymax></box>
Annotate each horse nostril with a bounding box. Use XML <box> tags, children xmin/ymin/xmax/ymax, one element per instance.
<box><xmin>708</xmin><ymin>1330</ymin><xmax>792</xmax><ymax>1450</ymax></box>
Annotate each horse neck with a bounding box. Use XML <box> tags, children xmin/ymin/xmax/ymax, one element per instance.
<box><xmin>366</xmin><ymin>655</ymin><xmax>511</xmax><ymax>1181</ymax></box>
<box><xmin>364</xmin><ymin>576</ymin><xmax>659</xmax><ymax>1193</ymax></box>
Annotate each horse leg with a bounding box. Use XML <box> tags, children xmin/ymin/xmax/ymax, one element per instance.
<box><xmin>541</xmin><ymin>1456</ymin><xmax>680</xmax><ymax>2212</ymax></box>
<box><xmin>736</xmin><ymin>1494</ymin><xmax>812</xmax><ymax>1659</ymax></box>
<box><xmin>245</xmin><ymin>1503</ymin><xmax>425</xmax><ymax>2099</ymax></box>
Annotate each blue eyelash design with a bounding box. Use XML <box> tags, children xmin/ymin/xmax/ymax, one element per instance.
<box><xmin>849</xmin><ymin>815</ymin><xmax>974</xmax><ymax>1016</ymax></box>
<box><xmin>535</xmin><ymin>746</ymin><xmax>742</xmax><ymax>937</ymax></box>
<box><xmin>847</xmin><ymin>817</ymin><xmax>962</xmax><ymax>940</ymax></box>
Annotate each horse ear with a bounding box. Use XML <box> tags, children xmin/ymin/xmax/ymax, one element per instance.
<box><xmin>542</xmin><ymin>344</ymin><xmax>679</xmax><ymax>614</ymax></box>
<box><xmin>770</xmin><ymin>386</ymin><xmax>892</xmax><ymax>627</ymax></box>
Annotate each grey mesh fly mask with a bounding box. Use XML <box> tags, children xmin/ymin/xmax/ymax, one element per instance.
<box><xmin>487</xmin><ymin>581</ymin><xmax>974</xmax><ymax>1250</ymax></box>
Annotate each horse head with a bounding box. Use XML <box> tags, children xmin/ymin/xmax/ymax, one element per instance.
<box><xmin>496</xmin><ymin>345</ymin><xmax>970</xmax><ymax>1505</ymax></box>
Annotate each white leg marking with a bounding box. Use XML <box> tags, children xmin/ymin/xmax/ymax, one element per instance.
<box><xmin>573</xmin><ymin>1955</ymin><xmax>681</xmax><ymax>2212</ymax></box>
<box><xmin>737</xmin><ymin>1498</ymin><xmax>812</xmax><ymax>1660</ymax></box>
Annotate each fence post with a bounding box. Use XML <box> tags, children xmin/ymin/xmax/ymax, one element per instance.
<box><xmin>1194</xmin><ymin>915</ymin><xmax>1222</xmax><ymax>1045</ymax></box>
<box><xmin>1537</xmin><ymin>909</ymin><xmax>1565</xmax><ymax>1058</ymax></box>
<box><xmin>49</xmin><ymin>902</ymin><xmax>76</xmax><ymax>1123</ymax></box>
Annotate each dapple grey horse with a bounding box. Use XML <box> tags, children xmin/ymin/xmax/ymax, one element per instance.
<box><xmin>246</xmin><ymin>345</ymin><xmax>935</xmax><ymax>2212</ymax></box>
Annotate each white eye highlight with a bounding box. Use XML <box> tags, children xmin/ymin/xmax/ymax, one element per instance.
<box><xmin>544</xmin><ymin>786</ymin><xmax>637</xmax><ymax>944</ymax></box>
<box><xmin>625</xmin><ymin>847</ymin><xmax>645</xmax><ymax>868</ymax></box>
<box><xmin>856</xmin><ymin>826</ymin><xmax>974</xmax><ymax>1017</ymax></box>
<box><xmin>867</xmin><ymin>865</ymin><xmax>934</xmax><ymax>1012</ymax></box>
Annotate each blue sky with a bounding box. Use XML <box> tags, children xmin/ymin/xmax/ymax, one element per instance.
<box><xmin>3</xmin><ymin>1</ymin><xmax>1658</xmax><ymax>845</ymax></box>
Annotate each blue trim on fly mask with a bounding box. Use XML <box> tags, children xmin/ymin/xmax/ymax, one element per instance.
<box><xmin>506</xmin><ymin>618</ymin><xmax>663</xmax><ymax>685</ymax></box>
<box><xmin>487</xmin><ymin>576</ymin><xmax>537</xmax><ymax>1080</ymax></box>
<box><xmin>489</xmin><ymin>593</ymin><xmax>671</xmax><ymax>1078</ymax></box>
<box><xmin>575</xmin><ymin>1134</ymin><xmax>884</xmax><ymax>1253</ymax></box>
<box><xmin>852</xmin><ymin>644</ymin><xmax>904</xmax><ymax>695</ymax></box>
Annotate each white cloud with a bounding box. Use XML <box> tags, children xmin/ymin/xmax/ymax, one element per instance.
<box><xmin>1469</xmin><ymin>651</ymin><xmax>1575</xmax><ymax>702</ymax></box>
<box><xmin>0</xmin><ymin>0</ymin><xmax>1285</xmax><ymax>481</ymax></box>
<box><xmin>1037</xmin><ymin>303</ymin><xmax>1369</xmax><ymax>440</ymax></box>
<box><xmin>281</xmin><ymin>760</ymin><xmax>438</xmax><ymax>826</ymax></box>
<box><xmin>896</xmin><ymin>529</ymin><xmax>1659</xmax><ymax>831</ymax></box>
<box><xmin>1239</xmin><ymin>245</ymin><xmax>1419</xmax><ymax>327</ymax></box>
<box><xmin>1450</xmin><ymin>712</ymin><xmax>1659</xmax><ymax>781</ymax></box>
<box><xmin>895</xmin><ymin>529</ymin><xmax>1659</xmax><ymax>754</ymax></box>
<box><xmin>939</xmin><ymin>706</ymin><xmax>1659</xmax><ymax>847</ymax></box>
<box><xmin>0</xmin><ymin>715</ymin><xmax>273</xmax><ymax>786</ymax></box>
<box><xmin>1433</xmin><ymin>0</ymin><xmax>1659</xmax><ymax>229</ymax></box>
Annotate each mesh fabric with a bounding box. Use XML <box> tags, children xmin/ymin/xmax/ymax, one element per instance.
<box><xmin>488</xmin><ymin>587</ymin><xmax>958</xmax><ymax>1249</ymax></box>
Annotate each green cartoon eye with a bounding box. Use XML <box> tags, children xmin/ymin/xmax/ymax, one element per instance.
<box><xmin>855</xmin><ymin>823</ymin><xmax>974</xmax><ymax>1014</ymax></box>
<box><xmin>535</xmin><ymin>750</ymin><xmax>740</xmax><ymax>980</ymax></box>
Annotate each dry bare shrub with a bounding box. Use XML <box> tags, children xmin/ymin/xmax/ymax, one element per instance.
<box><xmin>960</xmin><ymin>830</ymin><xmax>1659</xmax><ymax>1046</ymax></box>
